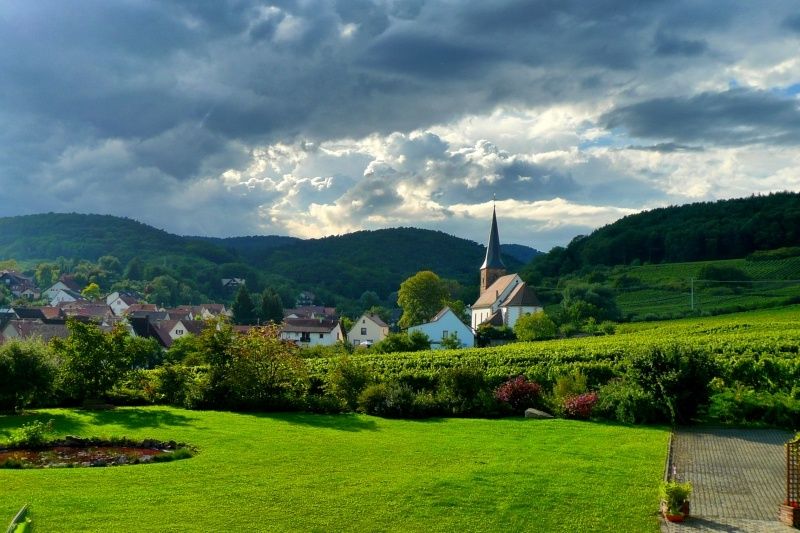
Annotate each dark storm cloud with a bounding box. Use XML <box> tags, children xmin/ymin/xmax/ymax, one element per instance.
<box><xmin>603</xmin><ymin>89</ymin><xmax>800</xmax><ymax>146</ymax></box>
<box><xmin>0</xmin><ymin>0</ymin><xmax>799</xmax><ymax>241</ymax></box>
<box><xmin>653</xmin><ymin>31</ymin><xmax>709</xmax><ymax>57</ymax></box>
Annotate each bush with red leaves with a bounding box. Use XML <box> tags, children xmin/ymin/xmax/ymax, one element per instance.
<box><xmin>563</xmin><ymin>392</ymin><xmax>598</xmax><ymax>419</ymax></box>
<box><xmin>494</xmin><ymin>375</ymin><xmax>542</xmax><ymax>410</ymax></box>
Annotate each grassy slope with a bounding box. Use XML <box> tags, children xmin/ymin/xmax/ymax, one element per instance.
<box><xmin>0</xmin><ymin>408</ymin><xmax>668</xmax><ymax>532</ymax></box>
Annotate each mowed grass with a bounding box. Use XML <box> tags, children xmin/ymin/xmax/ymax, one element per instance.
<box><xmin>0</xmin><ymin>407</ymin><xmax>669</xmax><ymax>532</ymax></box>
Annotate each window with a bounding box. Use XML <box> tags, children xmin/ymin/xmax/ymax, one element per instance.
<box><xmin>319</xmin><ymin>333</ymin><xmax>324</xmax><ymax>339</ymax></box>
<box><xmin>442</xmin><ymin>330</ymin><xmax>448</xmax><ymax>339</ymax></box>
<box><xmin>175</xmin><ymin>329</ymin><xmax>184</xmax><ymax>335</ymax></box>
<box><xmin>301</xmin><ymin>332</ymin><xmax>311</xmax><ymax>342</ymax></box>
<box><xmin>354</xmin><ymin>340</ymin><xmax>360</xmax><ymax>346</ymax></box>
<box><xmin>361</xmin><ymin>327</ymin><xmax>367</xmax><ymax>335</ymax></box>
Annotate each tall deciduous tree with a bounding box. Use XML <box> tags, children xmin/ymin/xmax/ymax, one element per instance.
<box><xmin>52</xmin><ymin>319</ymin><xmax>130</xmax><ymax>402</ymax></box>
<box><xmin>81</xmin><ymin>282</ymin><xmax>102</xmax><ymax>301</ymax></box>
<box><xmin>232</xmin><ymin>285</ymin><xmax>256</xmax><ymax>325</ymax></box>
<box><xmin>397</xmin><ymin>271</ymin><xmax>449</xmax><ymax>328</ymax></box>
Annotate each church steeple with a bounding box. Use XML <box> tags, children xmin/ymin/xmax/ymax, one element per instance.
<box><xmin>480</xmin><ymin>204</ymin><xmax>507</xmax><ymax>294</ymax></box>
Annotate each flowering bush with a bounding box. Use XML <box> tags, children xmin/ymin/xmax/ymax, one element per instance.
<box><xmin>563</xmin><ymin>392</ymin><xmax>598</xmax><ymax>419</ymax></box>
<box><xmin>494</xmin><ymin>375</ymin><xmax>542</xmax><ymax>410</ymax></box>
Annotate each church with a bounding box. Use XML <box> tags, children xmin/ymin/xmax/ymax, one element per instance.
<box><xmin>471</xmin><ymin>207</ymin><xmax>542</xmax><ymax>330</ymax></box>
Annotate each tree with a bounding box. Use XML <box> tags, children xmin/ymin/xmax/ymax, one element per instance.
<box><xmin>373</xmin><ymin>331</ymin><xmax>430</xmax><ymax>353</ymax></box>
<box><xmin>124</xmin><ymin>257</ymin><xmax>144</xmax><ymax>281</ymax></box>
<box><xmin>0</xmin><ymin>340</ymin><xmax>56</xmax><ymax>413</ymax></box>
<box><xmin>514</xmin><ymin>311</ymin><xmax>557</xmax><ymax>341</ymax></box>
<box><xmin>397</xmin><ymin>271</ymin><xmax>449</xmax><ymax>328</ymax></box>
<box><xmin>232</xmin><ymin>285</ymin><xmax>256</xmax><ymax>325</ymax></box>
<box><xmin>52</xmin><ymin>319</ymin><xmax>130</xmax><ymax>402</ymax></box>
<box><xmin>81</xmin><ymin>282</ymin><xmax>102</xmax><ymax>300</ymax></box>
<box><xmin>358</xmin><ymin>291</ymin><xmax>381</xmax><ymax>312</ymax></box>
<box><xmin>561</xmin><ymin>283</ymin><xmax>621</xmax><ymax>324</ymax></box>
<box><xmin>223</xmin><ymin>325</ymin><xmax>309</xmax><ymax>410</ymax></box>
<box><xmin>34</xmin><ymin>263</ymin><xmax>59</xmax><ymax>288</ymax></box>
<box><xmin>259</xmin><ymin>288</ymin><xmax>284</xmax><ymax>324</ymax></box>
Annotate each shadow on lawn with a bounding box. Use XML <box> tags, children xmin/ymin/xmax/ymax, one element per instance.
<box><xmin>0</xmin><ymin>411</ymin><xmax>90</xmax><ymax>438</ymax></box>
<box><xmin>244</xmin><ymin>412</ymin><xmax>380</xmax><ymax>432</ymax></box>
<box><xmin>84</xmin><ymin>408</ymin><xmax>199</xmax><ymax>430</ymax></box>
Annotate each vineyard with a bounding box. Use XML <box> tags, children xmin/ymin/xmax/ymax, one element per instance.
<box><xmin>309</xmin><ymin>306</ymin><xmax>800</xmax><ymax>426</ymax></box>
<box><xmin>565</xmin><ymin>255</ymin><xmax>800</xmax><ymax>321</ymax></box>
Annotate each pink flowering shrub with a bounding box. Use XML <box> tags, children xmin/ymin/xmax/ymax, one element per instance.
<box><xmin>494</xmin><ymin>375</ymin><xmax>542</xmax><ymax>410</ymax></box>
<box><xmin>563</xmin><ymin>392</ymin><xmax>598</xmax><ymax>419</ymax></box>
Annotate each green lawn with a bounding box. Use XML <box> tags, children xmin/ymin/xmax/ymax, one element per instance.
<box><xmin>0</xmin><ymin>408</ymin><xmax>668</xmax><ymax>532</ymax></box>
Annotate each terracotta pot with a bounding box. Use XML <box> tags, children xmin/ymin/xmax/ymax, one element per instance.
<box><xmin>661</xmin><ymin>501</ymin><xmax>689</xmax><ymax>522</ymax></box>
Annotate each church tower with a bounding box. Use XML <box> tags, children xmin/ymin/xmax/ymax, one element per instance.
<box><xmin>480</xmin><ymin>206</ymin><xmax>506</xmax><ymax>294</ymax></box>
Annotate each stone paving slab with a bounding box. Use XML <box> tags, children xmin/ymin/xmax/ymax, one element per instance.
<box><xmin>661</xmin><ymin>427</ymin><xmax>795</xmax><ymax>533</ymax></box>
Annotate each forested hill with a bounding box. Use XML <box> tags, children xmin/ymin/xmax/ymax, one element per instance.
<box><xmin>526</xmin><ymin>192</ymin><xmax>800</xmax><ymax>278</ymax></box>
<box><xmin>0</xmin><ymin>213</ymin><xmax>534</xmax><ymax>310</ymax></box>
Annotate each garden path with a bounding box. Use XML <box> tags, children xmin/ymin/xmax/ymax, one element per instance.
<box><xmin>661</xmin><ymin>427</ymin><xmax>794</xmax><ymax>532</ymax></box>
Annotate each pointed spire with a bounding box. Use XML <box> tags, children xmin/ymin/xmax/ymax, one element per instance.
<box><xmin>480</xmin><ymin>205</ymin><xmax>505</xmax><ymax>270</ymax></box>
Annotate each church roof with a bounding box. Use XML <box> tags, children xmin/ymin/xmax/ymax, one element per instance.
<box><xmin>480</xmin><ymin>206</ymin><xmax>506</xmax><ymax>270</ymax></box>
<box><xmin>501</xmin><ymin>282</ymin><xmax>541</xmax><ymax>308</ymax></box>
<box><xmin>472</xmin><ymin>274</ymin><xmax>518</xmax><ymax>308</ymax></box>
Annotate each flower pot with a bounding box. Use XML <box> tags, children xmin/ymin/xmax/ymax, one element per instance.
<box><xmin>661</xmin><ymin>501</ymin><xmax>689</xmax><ymax>522</ymax></box>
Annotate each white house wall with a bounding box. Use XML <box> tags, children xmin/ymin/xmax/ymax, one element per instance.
<box><xmin>409</xmin><ymin>310</ymin><xmax>475</xmax><ymax>349</ymax></box>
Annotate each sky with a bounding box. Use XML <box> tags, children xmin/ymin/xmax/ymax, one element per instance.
<box><xmin>2</xmin><ymin>1</ymin><xmax>800</xmax><ymax>251</ymax></box>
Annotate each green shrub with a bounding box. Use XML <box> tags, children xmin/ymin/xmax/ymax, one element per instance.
<box><xmin>154</xmin><ymin>364</ymin><xmax>194</xmax><ymax>406</ymax></box>
<box><xmin>624</xmin><ymin>344</ymin><xmax>714</xmax><ymax>424</ymax></box>
<box><xmin>595</xmin><ymin>379</ymin><xmax>660</xmax><ymax>424</ymax></box>
<box><xmin>325</xmin><ymin>356</ymin><xmax>372</xmax><ymax>411</ymax></box>
<box><xmin>152</xmin><ymin>447</ymin><xmax>193</xmax><ymax>463</ymax></box>
<box><xmin>357</xmin><ymin>382</ymin><xmax>416</xmax><ymax>418</ymax></box>
<box><xmin>708</xmin><ymin>387</ymin><xmax>800</xmax><ymax>428</ymax></box>
<box><xmin>0</xmin><ymin>339</ymin><xmax>56</xmax><ymax>413</ymax></box>
<box><xmin>514</xmin><ymin>311</ymin><xmax>557</xmax><ymax>341</ymax></box>
<box><xmin>7</xmin><ymin>419</ymin><xmax>54</xmax><ymax>448</ymax></box>
<box><xmin>437</xmin><ymin>365</ymin><xmax>488</xmax><ymax>415</ymax></box>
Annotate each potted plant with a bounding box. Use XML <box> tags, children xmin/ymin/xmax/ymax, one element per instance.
<box><xmin>660</xmin><ymin>480</ymin><xmax>692</xmax><ymax>522</ymax></box>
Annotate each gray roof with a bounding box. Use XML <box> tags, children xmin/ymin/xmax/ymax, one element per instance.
<box><xmin>480</xmin><ymin>206</ymin><xmax>506</xmax><ymax>270</ymax></box>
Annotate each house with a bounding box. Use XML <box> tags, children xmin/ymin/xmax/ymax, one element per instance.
<box><xmin>280</xmin><ymin>317</ymin><xmax>343</xmax><ymax>347</ymax></box>
<box><xmin>0</xmin><ymin>270</ymin><xmax>39</xmax><ymax>299</ymax></box>
<box><xmin>1</xmin><ymin>319</ymin><xmax>69</xmax><ymax>344</ymax></box>
<box><xmin>409</xmin><ymin>307</ymin><xmax>475</xmax><ymax>349</ymax></box>
<box><xmin>43</xmin><ymin>275</ymin><xmax>82</xmax><ymax>300</ymax></box>
<box><xmin>106</xmin><ymin>291</ymin><xmax>141</xmax><ymax>316</ymax></box>
<box><xmin>221</xmin><ymin>278</ymin><xmax>245</xmax><ymax>292</ymax></box>
<box><xmin>49</xmin><ymin>288</ymin><xmax>86</xmax><ymax>307</ymax></box>
<box><xmin>124</xmin><ymin>303</ymin><xmax>160</xmax><ymax>315</ymax></box>
<box><xmin>153</xmin><ymin>319</ymin><xmax>206</xmax><ymax>348</ymax></box>
<box><xmin>471</xmin><ymin>207</ymin><xmax>542</xmax><ymax>330</ymax></box>
<box><xmin>295</xmin><ymin>291</ymin><xmax>315</xmax><ymax>307</ymax></box>
<box><xmin>57</xmin><ymin>301</ymin><xmax>115</xmax><ymax>323</ymax></box>
<box><xmin>283</xmin><ymin>306</ymin><xmax>337</xmax><ymax>320</ymax></box>
<box><xmin>347</xmin><ymin>314</ymin><xmax>389</xmax><ymax>347</ymax></box>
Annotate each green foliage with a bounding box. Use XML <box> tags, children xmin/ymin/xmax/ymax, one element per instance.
<box><xmin>624</xmin><ymin>344</ymin><xmax>714</xmax><ymax>424</ymax></box>
<box><xmin>164</xmin><ymin>334</ymin><xmax>204</xmax><ymax>365</ymax></box>
<box><xmin>6</xmin><ymin>419</ymin><xmax>54</xmax><ymax>448</ymax></box>
<box><xmin>80</xmin><ymin>282</ymin><xmax>102</xmax><ymax>300</ymax></box>
<box><xmin>259</xmin><ymin>288</ymin><xmax>283</xmax><ymax>324</ymax></box>
<box><xmin>53</xmin><ymin>320</ymin><xmax>132</xmax><ymax>402</ymax></box>
<box><xmin>707</xmin><ymin>387</ymin><xmax>800</xmax><ymax>428</ymax></box>
<box><xmin>397</xmin><ymin>271</ymin><xmax>449</xmax><ymax>328</ymax></box>
<box><xmin>514</xmin><ymin>311</ymin><xmax>557</xmax><ymax>341</ymax></box>
<box><xmin>325</xmin><ymin>356</ymin><xmax>372</xmax><ymax>410</ymax></box>
<box><xmin>437</xmin><ymin>365</ymin><xmax>489</xmax><ymax>415</ymax></box>
<box><xmin>357</xmin><ymin>382</ymin><xmax>418</xmax><ymax>417</ymax></box>
<box><xmin>223</xmin><ymin>325</ymin><xmax>309</xmax><ymax>410</ymax></box>
<box><xmin>372</xmin><ymin>331</ymin><xmax>431</xmax><ymax>353</ymax></box>
<box><xmin>0</xmin><ymin>340</ymin><xmax>56</xmax><ymax>412</ymax></box>
<box><xmin>126</xmin><ymin>336</ymin><xmax>164</xmax><ymax>369</ymax></box>
<box><xmin>561</xmin><ymin>283</ymin><xmax>621</xmax><ymax>324</ymax></box>
<box><xmin>440</xmin><ymin>332</ymin><xmax>463</xmax><ymax>350</ymax></box>
<box><xmin>232</xmin><ymin>285</ymin><xmax>256</xmax><ymax>325</ymax></box>
<box><xmin>697</xmin><ymin>264</ymin><xmax>751</xmax><ymax>286</ymax></box>
<box><xmin>595</xmin><ymin>379</ymin><xmax>659</xmax><ymax>424</ymax></box>
<box><xmin>660</xmin><ymin>481</ymin><xmax>692</xmax><ymax>516</ymax></box>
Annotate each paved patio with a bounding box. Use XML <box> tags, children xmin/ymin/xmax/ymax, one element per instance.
<box><xmin>662</xmin><ymin>427</ymin><xmax>795</xmax><ymax>532</ymax></box>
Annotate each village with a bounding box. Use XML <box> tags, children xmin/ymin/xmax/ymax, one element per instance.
<box><xmin>0</xmin><ymin>209</ymin><xmax>543</xmax><ymax>352</ymax></box>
